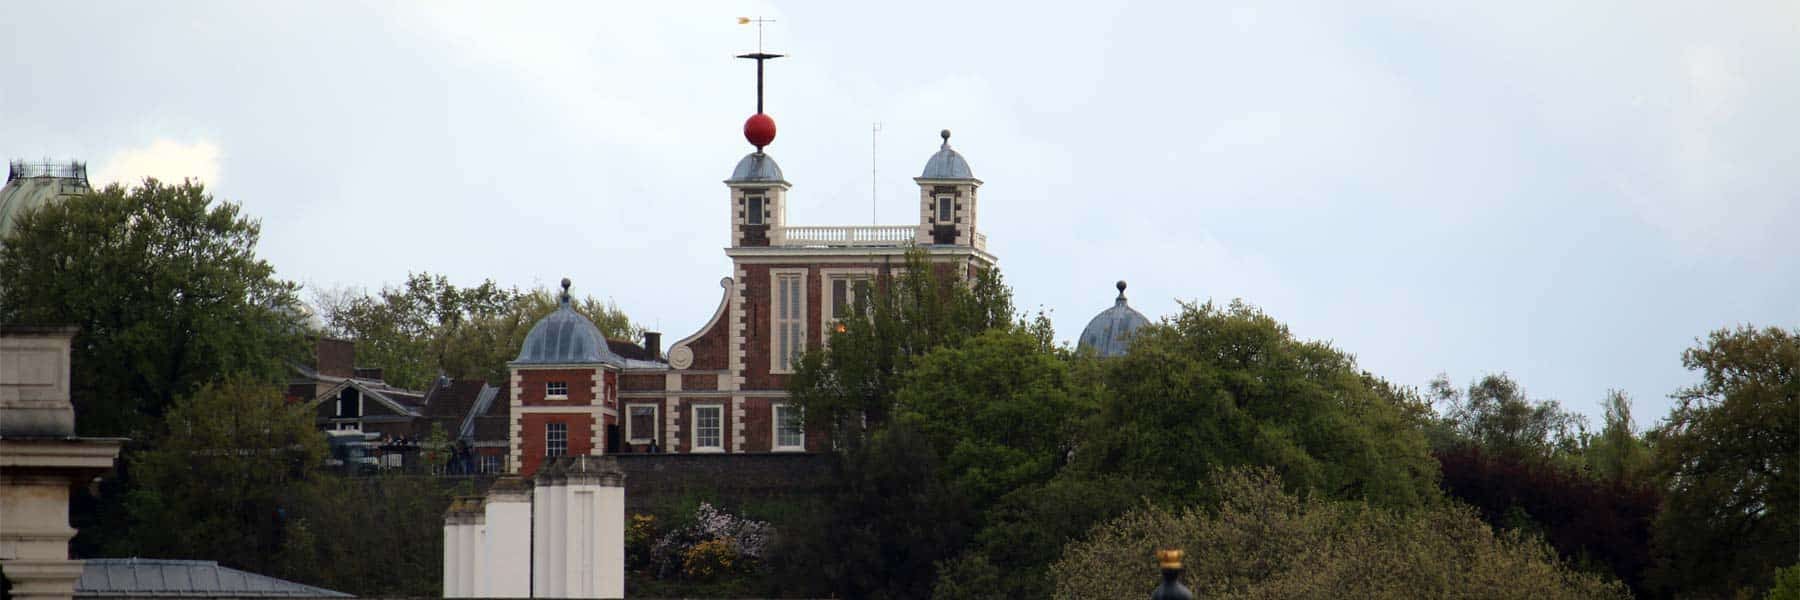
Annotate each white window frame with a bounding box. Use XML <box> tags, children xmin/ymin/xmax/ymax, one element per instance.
<box><xmin>746</xmin><ymin>195</ymin><xmax>765</xmax><ymax>225</ymax></box>
<box><xmin>626</xmin><ymin>404</ymin><xmax>658</xmax><ymax>445</ymax></box>
<box><xmin>769</xmin><ymin>269</ymin><xmax>808</xmax><ymax>374</ymax></box>
<box><xmin>691</xmin><ymin>405</ymin><xmax>724</xmax><ymax>453</ymax></box>
<box><xmin>935</xmin><ymin>195</ymin><xmax>954</xmax><ymax>223</ymax></box>
<box><xmin>546</xmin><ymin>380</ymin><xmax>569</xmax><ymax>399</ymax></box>
<box><xmin>480</xmin><ymin>454</ymin><xmax>503</xmax><ymax>474</ymax></box>
<box><xmin>335</xmin><ymin>388</ymin><xmax>362</xmax><ymax>419</ymax></box>
<box><xmin>819</xmin><ymin>268</ymin><xmax>876</xmax><ymax>343</ymax></box>
<box><xmin>546</xmin><ymin>422</ymin><xmax>567</xmax><ymax>457</ymax></box>
<box><xmin>772</xmin><ymin>403</ymin><xmax>804</xmax><ymax>451</ymax></box>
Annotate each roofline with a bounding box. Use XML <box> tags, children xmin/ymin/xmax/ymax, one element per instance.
<box><xmin>913</xmin><ymin>176</ymin><xmax>984</xmax><ymax>185</ymax></box>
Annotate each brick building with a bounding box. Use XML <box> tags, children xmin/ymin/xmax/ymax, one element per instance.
<box><xmin>507</xmin><ymin>129</ymin><xmax>998</xmax><ymax>476</ymax></box>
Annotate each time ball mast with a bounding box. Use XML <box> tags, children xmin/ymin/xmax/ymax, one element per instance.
<box><xmin>737</xmin><ymin>44</ymin><xmax>782</xmax><ymax>151</ymax></box>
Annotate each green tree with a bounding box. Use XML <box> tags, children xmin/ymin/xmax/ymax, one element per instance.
<box><xmin>1079</xmin><ymin>300</ymin><xmax>1440</xmax><ymax>509</ymax></box>
<box><xmin>1585</xmin><ymin>389</ymin><xmax>1652</xmax><ymax>483</ymax></box>
<box><xmin>317</xmin><ymin>275</ymin><xmax>639</xmax><ymax>388</ymax></box>
<box><xmin>1430</xmin><ymin>373</ymin><xmax>1589</xmax><ymax>463</ymax></box>
<box><xmin>119</xmin><ymin>376</ymin><xmax>325</xmax><ymax>574</ymax></box>
<box><xmin>1052</xmin><ymin>467</ymin><xmax>1629</xmax><ymax>599</ymax></box>
<box><xmin>0</xmin><ymin>179</ymin><xmax>308</xmax><ymax>436</ymax></box>
<box><xmin>1648</xmin><ymin>325</ymin><xmax>1798</xmax><ymax>597</ymax></box>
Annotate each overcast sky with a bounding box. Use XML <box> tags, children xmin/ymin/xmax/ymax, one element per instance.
<box><xmin>4</xmin><ymin>1</ymin><xmax>1795</xmax><ymax>426</ymax></box>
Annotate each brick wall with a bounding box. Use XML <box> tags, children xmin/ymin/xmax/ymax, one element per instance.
<box><xmin>517</xmin><ymin>368</ymin><xmax>597</xmax><ymax>406</ymax></box>
<box><xmin>516</xmin><ymin>413</ymin><xmax>597</xmax><ymax>477</ymax></box>
<box><xmin>620</xmin><ymin>373</ymin><xmax>666</xmax><ymax>391</ymax></box>
<box><xmin>680</xmin><ymin>374</ymin><xmax>717</xmax><ymax>391</ymax></box>
<box><xmin>613</xmin><ymin>453</ymin><xmax>835</xmax><ymax>513</ymax></box>
<box><xmin>315</xmin><ymin>338</ymin><xmax>354</xmax><ymax>378</ymax></box>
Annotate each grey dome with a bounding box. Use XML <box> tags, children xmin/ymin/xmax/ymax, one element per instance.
<box><xmin>920</xmin><ymin>130</ymin><xmax>974</xmax><ymax>180</ymax></box>
<box><xmin>1078</xmin><ymin>281</ymin><xmax>1151</xmax><ymax>358</ymax></box>
<box><xmin>512</xmin><ymin>281</ymin><xmax>623</xmax><ymax>366</ymax></box>
<box><xmin>2</xmin><ymin>160</ymin><xmax>90</xmax><ymax>244</ymax></box>
<box><xmin>728</xmin><ymin>152</ymin><xmax>785</xmax><ymax>183</ymax></box>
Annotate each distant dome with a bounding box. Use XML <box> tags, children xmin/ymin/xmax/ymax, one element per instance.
<box><xmin>1078</xmin><ymin>281</ymin><xmax>1151</xmax><ymax>358</ymax></box>
<box><xmin>1</xmin><ymin>160</ymin><xmax>90</xmax><ymax>243</ymax></box>
<box><xmin>728</xmin><ymin>152</ymin><xmax>784</xmax><ymax>183</ymax></box>
<box><xmin>512</xmin><ymin>280</ymin><xmax>624</xmax><ymax>366</ymax></box>
<box><xmin>919</xmin><ymin>129</ymin><xmax>975</xmax><ymax>180</ymax></box>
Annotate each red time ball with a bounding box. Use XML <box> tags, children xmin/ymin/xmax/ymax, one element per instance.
<box><xmin>744</xmin><ymin>113</ymin><xmax>776</xmax><ymax>149</ymax></box>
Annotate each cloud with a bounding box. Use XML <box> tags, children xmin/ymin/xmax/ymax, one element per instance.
<box><xmin>92</xmin><ymin>139</ymin><xmax>223</xmax><ymax>188</ymax></box>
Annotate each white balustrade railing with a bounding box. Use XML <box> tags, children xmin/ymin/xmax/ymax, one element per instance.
<box><xmin>773</xmin><ymin>225</ymin><xmax>916</xmax><ymax>247</ymax></box>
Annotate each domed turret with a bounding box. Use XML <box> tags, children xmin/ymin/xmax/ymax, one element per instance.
<box><xmin>1078</xmin><ymin>281</ymin><xmax>1151</xmax><ymax>358</ymax></box>
<box><xmin>919</xmin><ymin>129</ymin><xmax>974</xmax><ymax>180</ymax></box>
<box><xmin>512</xmin><ymin>278</ymin><xmax>624</xmax><ymax>366</ymax></box>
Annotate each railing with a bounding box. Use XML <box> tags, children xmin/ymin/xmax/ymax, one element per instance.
<box><xmin>773</xmin><ymin>225</ymin><xmax>915</xmax><ymax>247</ymax></box>
<box><xmin>7</xmin><ymin>160</ymin><xmax>87</xmax><ymax>184</ymax></box>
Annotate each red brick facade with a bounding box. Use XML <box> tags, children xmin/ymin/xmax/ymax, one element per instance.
<box><xmin>516</xmin><ymin>368</ymin><xmax>599</xmax><ymax>406</ymax></box>
<box><xmin>517</xmin><ymin>412</ymin><xmax>597</xmax><ymax>477</ymax></box>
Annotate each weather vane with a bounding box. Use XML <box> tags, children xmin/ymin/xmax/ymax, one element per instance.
<box><xmin>736</xmin><ymin>16</ymin><xmax>784</xmax><ymax>151</ymax></box>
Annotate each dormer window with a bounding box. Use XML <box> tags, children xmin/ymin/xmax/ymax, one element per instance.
<box><xmin>747</xmin><ymin>195</ymin><xmax>765</xmax><ymax>225</ymax></box>
<box><xmin>546</xmin><ymin>381</ymin><xmax>568</xmax><ymax>399</ymax></box>
<box><xmin>935</xmin><ymin>195</ymin><xmax>954</xmax><ymax>223</ymax></box>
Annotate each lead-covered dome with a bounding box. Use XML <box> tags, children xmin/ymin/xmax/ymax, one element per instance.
<box><xmin>512</xmin><ymin>279</ymin><xmax>624</xmax><ymax>366</ymax></box>
<box><xmin>1078</xmin><ymin>281</ymin><xmax>1151</xmax><ymax>358</ymax></box>
<box><xmin>920</xmin><ymin>129</ymin><xmax>974</xmax><ymax>180</ymax></box>
<box><xmin>728</xmin><ymin>152</ymin><xmax>785</xmax><ymax>183</ymax></box>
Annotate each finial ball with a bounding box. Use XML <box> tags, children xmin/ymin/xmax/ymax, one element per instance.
<box><xmin>1117</xmin><ymin>280</ymin><xmax>1128</xmax><ymax>292</ymax></box>
<box><xmin>561</xmin><ymin>277</ymin><xmax>572</xmax><ymax>291</ymax></box>
<box><xmin>940</xmin><ymin>129</ymin><xmax>952</xmax><ymax>141</ymax></box>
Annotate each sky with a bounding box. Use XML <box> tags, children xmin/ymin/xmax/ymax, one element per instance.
<box><xmin>4</xmin><ymin>1</ymin><xmax>1795</xmax><ymax>427</ymax></box>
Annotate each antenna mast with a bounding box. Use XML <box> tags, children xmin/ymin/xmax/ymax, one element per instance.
<box><xmin>872</xmin><ymin>122</ymin><xmax>882</xmax><ymax>225</ymax></box>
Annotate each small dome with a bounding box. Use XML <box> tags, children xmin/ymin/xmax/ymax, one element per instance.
<box><xmin>728</xmin><ymin>152</ymin><xmax>785</xmax><ymax>183</ymax></box>
<box><xmin>1</xmin><ymin>160</ymin><xmax>90</xmax><ymax>244</ymax></box>
<box><xmin>512</xmin><ymin>280</ymin><xmax>624</xmax><ymax>366</ymax></box>
<box><xmin>1077</xmin><ymin>281</ymin><xmax>1151</xmax><ymax>358</ymax></box>
<box><xmin>920</xmin><ymin>129</ymin><xmax>975</xmax><ymax>180</ymax></box>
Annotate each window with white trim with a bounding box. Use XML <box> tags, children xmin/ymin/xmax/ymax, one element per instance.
<box><xmin>479</xmin><ymin>454</ymin><xmax>503</xmax><ymax>474</ymax></box>
<box><xmin>627</xmin><ymin>405</ymin><xmax>658</xmax><ymax>444</ymax></box>
<box><xmin>692</xmin><ymin>405</ymin><xmax>723</xmax><ymax>451</ymax></box>
<box><xmin>546</xmin><ymin>381</ymin><xmax>568</xmax><ymax>399</ymax></box>
<box><xmin>746</xmin><ymin>195</ymin><xmax>765</xmax><ymax>225</ymax></box>
<box><xmin>773</xmin><ymin>403</ymin><xmax>804</xmax><ymax>451</ymax></box>
<box><xmin>773</xmin><ymin>271</ymin><xmax>805</xmax><ymax>372</ymax></box>
<box><xmin>936</xmin><ymin>195</ymin><xmax>954</xmax><ymax>223</ymax></box>
<box><xmin>546</xmin><ymin>422</ymin><xmax>567</xmax><ymax>457</ymax></box>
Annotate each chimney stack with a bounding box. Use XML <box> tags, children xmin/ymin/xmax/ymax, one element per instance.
<box><xmin>643</xmin><ymin>332</ymin><xmax>662</xmax><ymax>360</ymax></box>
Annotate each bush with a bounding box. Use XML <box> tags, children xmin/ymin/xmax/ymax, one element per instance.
<box><xmin>1051</xmin><ymin>467</ymin><xmax>1628</xmax><ymax>599</ymax></box>
<box><xmin>647</xmin><ymin>502</ymin><xmax>772</xmax><ymax>581</ymax></box>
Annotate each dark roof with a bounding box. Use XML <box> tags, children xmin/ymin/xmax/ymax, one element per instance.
<box><xmin>606</xmin><ymin>338</ymin><xmax>658</xmax><ymax>362</ymax></box>
<box><xmin>77</xmin><ymin>559</ymin><xmax>352</xmax><ymax>598</ymax></box>
<box><xmin>919</xmin><ymin>130</ymin><xmax>975</xmax><ymax>180</ymax></box>
<box><xmin>422</xmin><ymin>379</ymin><xmax>489</xmax><ymax>419</ymax></box>
<box><xmin>471</xmin><ymin>386</ymin><xmax>511</xmax><ymax>442</ymax></box>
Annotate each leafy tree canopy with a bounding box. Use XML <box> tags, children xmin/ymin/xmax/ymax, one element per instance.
<box><xmin>1077</xmin><ymin>299</ymin><xmax>1440</xmax><ymax>509</ymax></box>
<box><xmin>315</xmin><ymin>274</ymin><xmax>639</xmax><ymax>388</ymax></box>
<box><xmin>1052</xmin><ymin>467</ymin><xmax>1629</xmax><ymax>599</ymax></box>
<box><xmin>1429</xmin><ymin>372</ymin><xmax>1589</xmax><ymax>463</ymax></box>
<box><xmin>0</xmin><ymin>179</ymin><xmax>307</xmax><ymax>436</ymax></box>
<box><xmin>1648</xmin><ymin>325</ymin><xmax>1798</xmax><ymax>597</ymax></box>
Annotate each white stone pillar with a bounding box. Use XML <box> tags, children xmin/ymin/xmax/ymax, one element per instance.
<box><xmin>481</xmin><ymin>478</ymin><xmax>532</xmax><ymax>598</ymax></box>
<box><xmin>531</xmin><ymin>456</ymin><xmax>625</xmax><ymax>599</ymax></box>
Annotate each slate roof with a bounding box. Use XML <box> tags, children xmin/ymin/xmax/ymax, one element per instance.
<box><xmin>920</xmin><ymin>130</ymin><xmax>975</xmax><ymax>180</ymax></box>
<box><xmin>512</xmin><ymin>287</ymin><xmax>624</xmax><ymax>367</ymax></box>
<box><xmin>605</xmin><ymin>338</ymin><xmax>659</xmax><ymax>362</ymax></box>
<box><xmin>727</xmin><ymin>152</ymin><xmax>784</xmax><ymax>183</ymax></box>
<box><xmin>1077</xmin><ymin>281</ymin><xmax>1152</xmax><ymax>358</ymax></box>
<box><xmin>470</xmin><ymin>385</ymin><xmax>512</xmax><ymax>442</ymax></box>
<box><xmin>77</xmin><ymin>558</ymin><xmax>352</xmax><ymax>598</ymax></box>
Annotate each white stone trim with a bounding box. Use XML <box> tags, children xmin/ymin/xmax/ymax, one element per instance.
<box><xmin>768</xmin><ymin>267</ymin><xmax>808</xmax><ymax>374</ymax></box>
<box><xmin>508</xmin><ymin>370</ymin><xmax>523</xmax><ymax>473</ymax></box>
<box><xmin>664</xmin><ymin>397</ymin><xmax>680</xmax><ymax>451</ymax></box>
<box><xmin>731</xmin><ymin>396</ymin><xmax>746</xmax><ymax>453</ymax></box>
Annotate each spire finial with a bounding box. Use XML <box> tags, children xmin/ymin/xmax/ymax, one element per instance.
<box><xmin>1116</xmin><ymin>280</ymin><xmax>1128</xmax><ymax>301</ymax></box>
<box><xmin>559</xmin><ymin>277</ymin><xmax>572</xmax><ymax>305</ymax></box>
<box><xmin>940</xmin><ymin>129</ymin><xmax>952</xmax><ymax>149</ymax></box>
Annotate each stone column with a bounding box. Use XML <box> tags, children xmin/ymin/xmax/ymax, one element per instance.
<box><xmin>0</xmin><ymin>327</ymin><xmax>124</xmax><ymax>600</ymax></box>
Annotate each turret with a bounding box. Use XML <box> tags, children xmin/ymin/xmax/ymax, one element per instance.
<box><xmin>915</xmin><ymin>130</ymin><xmax>982</xmax><ymax>246</ymax></box>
